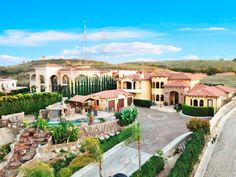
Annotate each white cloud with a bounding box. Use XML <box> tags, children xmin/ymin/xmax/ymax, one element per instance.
<box><xmin>182</xmin><ymin>55</ymin><xmax>200</xmax><ymax>60</ymax></box>
<box><xmin>0</xmin><ymin>54</ymin><xmax>28</xmax><ymax>66</ymax></box>
<box><xmin>0</xmin><ymin>28</ymin><xmax>159</xmax><ymax>46</ymax></box>
<box><xmin>178</xmin><ymin>27</ymin><xmax>229</xmax><ymax>31</ymax></box>
<box><xmin>62</xmin><ymin>42</ymin><xmax>182</xmax><ymax>57</ymax></box>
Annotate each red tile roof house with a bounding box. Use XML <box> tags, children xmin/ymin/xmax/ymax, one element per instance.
<box><xmin>69</xmin><ymin>90</ymin><xmax>134</xmax><ymax>112</ymax></box>
<box><xmin>185</xmin><ymin>84</ymin><xmax>236</xmax><ymax>112</ymax></box>
<box><xmin>117</xmin><ymin>71</ymin><xmax>236</xmax><ymax>112</ymax></box>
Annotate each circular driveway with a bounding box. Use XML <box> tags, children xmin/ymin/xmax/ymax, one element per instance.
<box><xmin>131</xmin><ymin>107</ymin><xmax>190</xmax><ymax>154</ymax></box>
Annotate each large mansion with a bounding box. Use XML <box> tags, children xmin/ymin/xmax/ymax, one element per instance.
<box><xmin>30</xmin><ymin>65</ymin><xmax>236</xmax><ymax>112</ymax></box>
<box><xmin>118</xmin><ymin>72</ymin><xmax>236</xmax><ymax>111</ymax></box>
<box><xmin>29</xmin><ymin>64</ymin><xmax>137</xmax><ymax>93</ymax></box>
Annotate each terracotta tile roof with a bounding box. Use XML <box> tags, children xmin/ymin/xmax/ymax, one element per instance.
<box><xmin>186</xmin><ymin>84</ymin><xmax>226</xmax><ymax>97</ymax></box>
<box><xmin>69</xmin><ymin>89</ymin><xmax>133</xmax><ymax>102</ymax></box>
<box><xmin>121</xmin><ymin>73</ymin><xmax>152</xmax><ymax>80</ymax></box>
<box><xmin>69</xmin><ymin>95</ymin><xmax>91</xmax><ymax>103</ymax></box>
<box><xmin>215</xmin><ymin>85</ymin><xmax>236</xmax><ymax>93</ymax></box>
<box><xmin>91</xmin><ymin>89</ymin><xmax>133</xmax><ymax>99</ymax></box>
<box><xmin>164</xmin><ymin>80</ymin><xmax>189</xmax><ymax>88</ymax></box>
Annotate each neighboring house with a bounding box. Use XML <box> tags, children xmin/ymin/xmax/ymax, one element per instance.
<box><xmin>69</xmin><ymin>89</ymin><xmax>133</xmax><ymax>112</ymax></box>
<box><xmin>0</xmin><ymin>78</ymin><xmax>17</xmax><ymax>93</ymax></box>
<box><xmin>185</xmin><ymin>84</ymin><xmax>236</xmax><ymax>111</ymax></box>
<box><xmin>29</xmin><ymin>64</ymin><xmax>137</xmax><ymax>93</ymax></box>
<box><xmin>117</xmin><ymin>71</ymin><xmax>236</xmax><ymax>111</ymax></box>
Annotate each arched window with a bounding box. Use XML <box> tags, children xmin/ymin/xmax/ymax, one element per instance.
<box><xmin>39</xmin><ymin>75</ymin><xmax>45</xmax><ymax>84</ymax></box>
<box><xmin>62</xmin><ymin>75</ymin><xmax>69</xmax><ymax>85</ymax></box>
<box><xmin>156</xmin><ymin>95</ymin><xmax>159</xmax><ymax>101</ymax></box>
<box><xmin>152</xmin><ymin>82</ymin><xmax>155</xmax><ymax>88</ymax></box>
<box><xmin>200</xmin><ymin>100</ymin><xmax>204</xmax><ymax>107</ymax></box>
<box><xmin>161</xmin><ymin>82</ymin><xmax>164</xmax><ymax>88</ymax></box>
<box><xmin>190</xmin><ymin>99</ymin><xmax>193</xmax><ymax>106</ymax></box>
<box><xmin>193</xmin><ymin>99</ymin><xmax>198</xmax><ymax>106</ymax></box>
<box><xmin>156</xmin><ymin>82</ymin><xmax>159</xmax><ymax>88</ymax></box>
<box><xmin>161</xmin><ymin>94</ymin><xmax>164</xmax><ymax>101</ymax></box>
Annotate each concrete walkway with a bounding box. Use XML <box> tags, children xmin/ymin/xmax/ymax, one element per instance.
<box><xmin>205</xmin><ymin>110</ymin><xmax>236</xmax><ymax>177</ymax></box>
<box><xmin>72</xmin><ymin>143</ymin><xmax>152</xmax><ymax>177</ymax></box>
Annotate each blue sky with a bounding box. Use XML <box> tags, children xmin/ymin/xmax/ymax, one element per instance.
<box><xmin>1</xmin><ymin>0</ymin><xmax>236</xmax><ymax>66</ymax></box>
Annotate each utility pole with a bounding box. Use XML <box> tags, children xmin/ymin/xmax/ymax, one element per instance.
<box><xmin>83</xmin><ymin>19</ymin><xmax>87</xmax><ymax>60</ymax></box>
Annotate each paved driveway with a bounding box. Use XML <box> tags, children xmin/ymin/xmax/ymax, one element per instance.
<box><xmin>133</xmin><ymin>107</ymin><xmax>190</xmax><ymax>154</ymax></box>
<box><xmin>205</xmin><ymin>109</ymin><xmax>236</xmax><ymax>177</ymax></box>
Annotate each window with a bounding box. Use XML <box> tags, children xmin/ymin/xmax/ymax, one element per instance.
<box><xmin>190</xmin><ymin>99</ymin><xmax>193</xmax><ymax>106</ymax></box>
<box><xmin>156</xmin><ymin>95</ymin><xmax>159</xmax><ymax>101</ymax></box>
<box><xmin>152</xmin><ymin>82</ymin><xmax>155</xmax><ymax>88</ymax></box>
<box><xmin>208</xmin><ymin>99</ymin><xmax>213</xmax><ymax>107</ymax></box>
<box><xmin>161</xmin><ymin>82</ymin><xmax>164</xmax><ymax>88</ymax></box>
<box><xmin>193</xmin><ymin>99</ymin><xmax>198</xmax><ymax>106</ymax></box>
<box><xmin>161</xmin><ymin>94</ymin><xmax>164</xmax><ymax>101</ymax></box>
<box><xmin>156</xmin><ymin>82</ymin><xmax>159</xmax><ymax>88</ymax></box>
<box><xmin>200</xmin><ymin>100</ymin><xmax>204</xmax><ymax>107</ymax></box>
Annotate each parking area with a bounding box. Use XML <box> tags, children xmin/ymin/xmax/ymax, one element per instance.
<box><xmin>133</xmin><ymin>107</ymin><xmax>190</xmax><ymax>154</ymax></box>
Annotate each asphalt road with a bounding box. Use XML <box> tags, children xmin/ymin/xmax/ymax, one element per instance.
<box><xmin>205</xmin><ymin>112</ymin><xmax>236</xmax><ymax>177</ymax></box>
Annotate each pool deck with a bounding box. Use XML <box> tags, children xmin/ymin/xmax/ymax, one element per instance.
<box><xmin>65</xmin><ymin>111</ymin><xmax>115</xmax><ymax>121</ymax></box>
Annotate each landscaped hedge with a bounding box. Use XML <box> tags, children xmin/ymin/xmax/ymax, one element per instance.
<box><xmin>168</xmin><ymin>130</ymin><xmax>205</xmax><ymax>177</ymax></box>
<box><xmin>182</xmin><ymin>104</ymin><xmax>214</xmax><ymax>117</ymax></box>
<box><xmin>0</xmin><ymin>92</ymin><xmax>62</xmax><ymax>117</ymax></box>
<box><xmin>100</xmin><ymin>126</ymin><xmax>133</xmax><ymax>152</ymax></box>
<box><xmin>10</xmin><ymin>87</ymin><xmax>30</xmax><ymax>95</ymax></box>
<box><xmin>130</xmin><ymin>155</ymin><xmax>164</xmax><ymax>177</ymax></box>
<box><xmin>133</xmin><ymin>99</ymin><xmax>152</xmax><ymax>107</ymax></box>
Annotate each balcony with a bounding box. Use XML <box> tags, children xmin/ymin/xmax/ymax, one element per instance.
<box><xmin>122</xmin><ymin>88</ymin><xmax>142</xmax><ymax>93</ymax></box>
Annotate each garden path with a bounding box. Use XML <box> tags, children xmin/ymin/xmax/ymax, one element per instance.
<box><xmin>72</xmin><ymin>143</ymin><xmax>152</xmax><ymax>177</ymax></box>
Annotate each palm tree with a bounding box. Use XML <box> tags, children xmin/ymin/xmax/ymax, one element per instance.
<box><xmin>126</xmin><ymin>122</ymin><xmax>142</xmax><ymax>172</ymax></box>
<box><xmin>82</xmin><ymin>137</ymin><xmax>103</xmax><ymax>177</ymax></box>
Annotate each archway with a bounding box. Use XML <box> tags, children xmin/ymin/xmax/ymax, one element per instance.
<box><xmin>50</xmin><ymin>75</ymin><xmax>58</xmax><ymax>92</ymax></box>
<box><xmin>123</xmin><ymin>81</ymin><xmax>132</xmax><ymax>89</ymax></box>
<box><xmin>169</xmin><ymin>91</ymin><xmax>179</xmax><ymax>105</ymax></box>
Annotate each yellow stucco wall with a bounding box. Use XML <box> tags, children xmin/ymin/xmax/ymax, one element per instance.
<box><xmin>151</xmin><ymin>77</ymin><xmax>168</xmax><ymax>104</ymax></box>
<box><xmin>185</xmin><ymin>95</ymin><xmax>226</xmax><ymax>112</ymax></box>
<box><xmin>134</xmin><ymin>80</ymin><xmax>151</xmax><ymax>100</ymax></box>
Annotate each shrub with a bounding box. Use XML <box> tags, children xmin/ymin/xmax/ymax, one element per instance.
<box><xmin>20</xmin><ymin>161</ymin><xmax>54</xmax><ymax>177</ymax></box>
<box><xmin>50</xmin><ymin>121</ymin><xmax>79</xmax><ymax>144</ymax></box>
<box><xmin>100</xmin><ymin>126</ymin><xmax>133</xmax><ymax>152</ymax></box>
<box><xmin>114</xmin><ymin>112</ymin><xmax>122</xmax><ymax>119</ymax></box>
<box><xmin>186</xmin><ymin>118</ymin><xmax>210</xmax><ymax>135</ymax></box>
<box><xmin>58</xmin><ymin>167</ymin><xmax>72</xmax><ymax>177</ymax></box>
<box><xmin>182</xmin><ymin>104</ymin><xmax>214</xmax><ymax>117</ymax></box>
<box><xmin>68</xmin><ymin>154</ymin><xmax>94</xmax><ymax>173</ymax></box>
<box><xmin>34</xmin><ymin>118</ymin><xmax>48</xmax><ymax>130</ymax></box>
<box><xmin>0</xmin><ymin>92</ymin><xmax>62</xmax><ymax>117</ymax></box>
<box><xmin>10</xmin><ymin>87</ymin><xmax>30</xmax><ymax>95</ymax></box>
<box><xmin>51</xmin><ymin>153</ymin><xmax>76</xmax><ymax>176</ymax></box>
<box><xmin>0</xmin><ymin>144</ymin><xmax>11</xmax><ymax>162</ymax></box>
<box><xmin>168</xmin><ymin>131</ymin><xmax>205</xmax><ymax>177</ymax></box>
<box><xmin>130</xmin><ymin>155</ymin><xmax>164</xmax><ymax>177</ymax></box>
<box><xmin>133</xmin><ymin>99</ymin><xmax>152</xmax><ymax>107</ymax></box>
<box><xmin>118</xmin><ymin>106</ymin><xmax>138</xmax><ymax>126</ymax></box>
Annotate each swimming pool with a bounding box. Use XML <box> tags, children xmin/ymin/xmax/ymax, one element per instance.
<box><xmin>48</xmin><ymin>119</ymin><xmax>100</xmax><ymax>126</ymax></box>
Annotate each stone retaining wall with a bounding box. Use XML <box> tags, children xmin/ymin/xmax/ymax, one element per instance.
<box><xmin>37</xmin><ymin>137</ymin><xmax>81</xmax><ymax>154</ymax></box>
